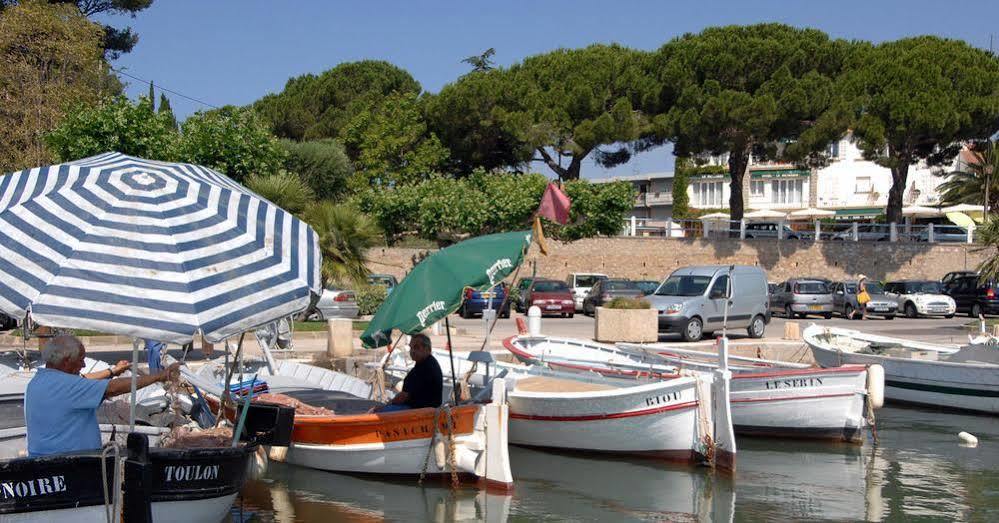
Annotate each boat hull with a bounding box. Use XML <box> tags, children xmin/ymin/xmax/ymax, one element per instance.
<box><xmin>810</xmin><ymin>341</ymin><xmax>999</xmax><ymax>414</ymax></box>
<box><xmin>507</xmin><ymin>378</ymin><xmax>704</xmax><ymax>460</ymax></box>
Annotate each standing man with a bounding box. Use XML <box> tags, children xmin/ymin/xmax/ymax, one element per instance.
<box><xmin>375</xmin><ymin>333</ymin><xmax>443</xmax><ymax>412</ymax></box>
<box><xmin>25</xmin><ymin>334</ymin><xmax>180</xmax><ymax>457</ymax></box>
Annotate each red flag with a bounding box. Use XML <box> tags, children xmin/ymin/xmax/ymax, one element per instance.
<box><xmin>537</xmin><ymin>182</ymin><xmax>571</xmax><ymax>225</ymax></box>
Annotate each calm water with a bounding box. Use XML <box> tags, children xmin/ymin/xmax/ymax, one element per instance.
<box><xmin>229</xmin><ymin>407</ymin><xmax>998</xmax><ymax>522</ymax></box>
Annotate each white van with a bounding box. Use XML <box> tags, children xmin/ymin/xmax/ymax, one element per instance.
<box><xmin>647</xmin><ymin>265</ymin><xmax>770</xmax><ymax>342</ymax></box>
<box><xmin>567</xmin><ymin>272</ymin><xmax>608</xmax><ymax>311</ymax></box>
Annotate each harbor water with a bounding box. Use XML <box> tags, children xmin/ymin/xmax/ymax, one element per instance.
<box><xmin>228</xmin><ymin>406</ymin><xmax>998</xmax><ymax>522</ymax></box>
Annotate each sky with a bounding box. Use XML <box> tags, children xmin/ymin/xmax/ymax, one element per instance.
<box><xmin>101</xmin><ymin>0</ymin><xmax>999</xmax><ymax>180</ymax></box>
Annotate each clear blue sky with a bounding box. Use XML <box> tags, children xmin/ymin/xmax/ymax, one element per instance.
<box><xmin>101</xmin><ymin>0</ymin><xmax>999</xmax><ymax>180</ymax></box>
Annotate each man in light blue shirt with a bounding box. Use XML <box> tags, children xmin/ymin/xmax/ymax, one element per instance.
<box><xmin>25</xmin><ymin>334</ymin><xmax>180</xmax><ymax>457</ymax></box>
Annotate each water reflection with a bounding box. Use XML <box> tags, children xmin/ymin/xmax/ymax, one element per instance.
<box><xmin>233</xmin><ymin>407</ymin><xmax>999</xmax><ymax>522</ymax></box>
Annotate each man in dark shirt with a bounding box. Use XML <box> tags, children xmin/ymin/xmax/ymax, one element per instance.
<box><xmin>376</xmin><ymin>333</ymin><xmax>443</xmax><ymax>412</ymax></box>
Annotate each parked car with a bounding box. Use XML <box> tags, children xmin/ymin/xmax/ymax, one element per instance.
<box><xmin>767</xmin><ymin>281</ymin><xmax>779</xmax><ymax>296</ymax></box>
<box><xmin>647</xmin><ymin>265</ymin><xmax>769</xmax><ymax>342</ymax></box>
<box><xmin>831</xmin><ymin>280</ymin><xmax>897</xmax><ymax>319</ymax></box>
<box><xmin>634</xmin><ymin>280</ymin><xmax>660</xmax><ymax>296</ymax></box>
<box><xmin>943</xmin><ymin>274</ymin><xmax>999</xmax><ymax>318</ymax></box>
<box><xmin>567</xmin><ymin>273</ymin><xmax>608</xmax><ymax>311</ymax></box>
<box><xmin>883</xmin><ymin>280</ymin><xmax>956</xmax><ymax>318</ymax></box>
<box><xmin>743</xmin><ymin>222</ymin><xmax>801</xmax><ymax>240</ymax></box>
<box><xmin>582</xmin><ymin>279</ymin><xmax>644</xmax><ymax>316</ymax></box>
<box><xmin>942</xmin><ymin>270</ymin><xmax>979</xmax><ymax>285</ymax></box>
<box><xmin>514</xmin><ymin>277</ymin><xmax>535</xmax><ymax>313</ymax></box>
<box><xmin>0</xmin><ymin>312</ymin><xmax>17</xmax><ymax>331</ymax></box>
<box><xmin>312</xmin><ymin>287</ymin><xmax>360</xmax><ymax>320</ymax></box>
<box><xmin>831</xmin><ymin>224</ymin><xmax>891</xmax><ymax>241</ymax></box>
<box><xmin>915</xmin><ymin>225</ymin><xmax>969</xmax><ymax>243</ymax></box>
<box><xmin>527</xmin><ymin>279</ymin><xmax>575</xmax><ymax>318</ymax></box>
<box><xmin>459</xmin><ymin>283</ymin><xmax>511</xmax><ymax>319</ymax></box>
<box><xmin>367</xmin><ymin>273</ymin><xmax>399</xmax><ymax>294</ymax></box>
<box><xmin>770</xmin><ymin>279</ymin><xmax>834</xmax><ymax>319</ymax></box>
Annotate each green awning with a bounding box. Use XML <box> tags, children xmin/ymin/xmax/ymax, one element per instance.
<box><xmin>833</xmin><ymin>207</ymin><xmax>884</xmax><ymax>217</ymax></box>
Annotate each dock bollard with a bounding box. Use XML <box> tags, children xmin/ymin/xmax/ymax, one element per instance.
<box><xmin>327</xmin><ymin>318</ymin><xmax>353</xmax><ymax>358</ymax></box>
<box><xmin>528</xmin><ymin>306</ymin><xmax>542</xmax><ymax>336</ymax></box>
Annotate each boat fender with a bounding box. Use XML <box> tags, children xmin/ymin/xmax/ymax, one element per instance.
<box><xmin>434</xmin><ymin>439</ymin><xmax>447</xmax><ymax>469</ymax></box>
<box><xmin>958</xmin><ymin>432</ymin><xmax>978</xmax><ymax>447</ymax></box>
<box><xmin>248</xmin><ymin>446</ymin><xmax>268</xmax><ymax>479</ymax></box>
<box><xmin>268</xmin><ymin>446</ymin><xmax>288</xmax><ymax>463</ymax></box>
<box><xmin>866</xmin><ymin>364</ymin><xmax>885</xmax><ymax>409</ymax></box>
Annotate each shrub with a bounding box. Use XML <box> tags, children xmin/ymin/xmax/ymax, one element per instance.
<box><xmin>604</xmin><ymin>297</ymin><xmax>651</xmax><ymax>309</ymax></box>
<box><xmin>354</xmin><ymin>284</ymin><xmax>388</xmax><ymax>315</ymax></box>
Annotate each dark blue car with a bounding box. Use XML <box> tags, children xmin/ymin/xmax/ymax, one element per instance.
<box><xmin>459</xmin><ymin>284</ymin><xmax>511</xmax><ymax>318</ymax></box>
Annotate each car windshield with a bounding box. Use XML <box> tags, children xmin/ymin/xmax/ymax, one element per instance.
<box><xmin>656</xmin><ymin>275</ymin><xmax>712</xmax><ymax>297</ymax></box>
<box><xmin>605</xmin><ymin>280</ymin><xmax>638</xmax><ymax>291</ymax></box>
<box><xmin>574</xmin><ymin>275</ymin><xmax>606</xmax><ymax>287</ymax></box>
<box><xmin>635</xmin><ymin>281</ymin><xmax>660</xmax><ymax>293</ymax></box>
<box><xmin>846</xmin><ymin>283</ymin><xmax>885</xmax><ymax>294</ymax></box>
<box><xmin>533</xmin><ymin>281</ymin><xmax>569</xmax><ymax>292</ymax></box>
<box><xmin>794</xmin><ymin>281</ymin><xmax>829</xmax><ymax>294</ymax></box>
<box><xmin>907</xmin><ymin>282</ymin><xmax>942</xmax><ymax>294</ymax></box>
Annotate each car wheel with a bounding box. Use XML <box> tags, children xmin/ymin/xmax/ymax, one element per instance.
<box><xmin>313</xmin><ymin>310</ymin><xmax>325</xmax><ymax>322</ymax></box>
<box><xmin>747</xmin><ymin>315</ymin><xmax>766</xmax><ymax>338</ymax></box>
<box><xmin>971</xmin><ymin>303</ymin><xmax>983</xmax><ymax>319</ymax></box>
<box><xmin>785</xmin><ymin>304</ymin><xmax>795</xmax><ymax>319</ymax></box>
<box><xmin>844</xmin><ymin>305</ymin><xmax>855</xmax><ymax>320</ymax></box>
<box><xmin>884</xmin><ymin>315</ymin><xmax>895</xmax><ymax>320</ymax></box>
<box><xmin>683</xmin><ymin>317</ymin><xmax>703</xmax><ymax>342</ymax></box>
<box><xmin>745</xmin><ymin>235</ymin><xmax>754</xmax><ymax>239</ymax></box>
<box><xmin>823</xmin><ymin>312</ymin><xmax>833</xmax><ymax>320</ymax></box>
<box><xmin>568</xmin><ymin>313</ymin><xmax>574</xmax><ymax>319</ymax></box>
<box><xmin>945</xmin><ymin>314</ymin><xmax>954</xmax><ymax>319</ymax></box>
<box><xmin>905</xmin><ymin>302</ymin><xmax>918</xmax><ymax>318</ymax></box>
<box><xmin>501</xmin><ymin>309</ymin><xmax>511</xmax><ymax>319</ymax></box>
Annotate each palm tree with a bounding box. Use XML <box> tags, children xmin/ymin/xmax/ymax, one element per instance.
<box><xmin>302</xmin><ymin>201</ymin><xmax>382</xmax><ymax>287</ymax></box>
<box><xmin>938</xmin><ymin>141</ymin><xmax>999</xmax><ymax>213</ymax></box>
<box><xmin>975</xmin><ymin>215</ymin><xmax>999</xmax><ymax>282</ymax></box>
<box><xmin>245</xmin><ymin>171</ymin><xmax>316</xmax><ymax>216</ymax></box>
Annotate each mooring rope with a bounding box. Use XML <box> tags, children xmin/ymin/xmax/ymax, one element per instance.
<box><xmin>100</xmin><ymin>442</ymin><xmax>122</xmax><ymax>523</ymax></box>
<box><xmin>419</xmin><ymin>404</ymin><xmax>460</xmax><ymax>489</ymax></box>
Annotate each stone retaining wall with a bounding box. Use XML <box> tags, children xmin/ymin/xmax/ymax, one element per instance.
<box><xmin>367</xmin><ymin>237</ymin><xmax>988</xmax><ymax>282</ymax></box>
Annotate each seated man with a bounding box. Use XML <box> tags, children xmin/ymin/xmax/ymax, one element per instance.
<box><xmin>25</xmin><ymin>334</ymin><xmax>180</xmax><ymax>457</ymax></box>
<box><xmin>375</xmin><ymin>333</ymin><xmax>443</xmax><ymax>412</ymax></box>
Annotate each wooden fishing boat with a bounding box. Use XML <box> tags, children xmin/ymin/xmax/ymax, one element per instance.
<box><xmin>191</xmin><ymin>355</ymin><xmax>515</xmax><ymax>489</ymax></box>
<box><xmin>804</xmin><ymin>324</ymin><xmax>999</xmax><ymax>414</ymax></box>
<box><xmin>509</xmin><ymin>335</ymin><xmax>880</xmax><ymax>443</ymax></box>
<box><xmin>385</xmin><ymin>347</ymin><xmax>736</xmax><ymax>468</ymax></box>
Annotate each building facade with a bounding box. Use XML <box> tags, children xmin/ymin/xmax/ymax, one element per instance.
<box><xmin>602</xmin><ymin>133</ymin><xmax>954</xmax><ymax>222</ymax></box>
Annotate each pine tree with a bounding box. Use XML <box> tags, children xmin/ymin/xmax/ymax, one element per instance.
<box><xmin>158</xmin><ymin>93</ymin><xmax>178</xmax><ymax>130</ymax></box>
<box><xmin>147</xmin><ymin>81</ymin><xmax>155</xmax><ymax>111</ymax></box>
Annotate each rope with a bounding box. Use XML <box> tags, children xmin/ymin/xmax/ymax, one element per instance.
<box><xmin>100</xmin><ymin>442</ymin><xmax>122</xmax><ymax>523</ymax></box>
<box><xmin>866</xmin><ymin>393</ymin><xmax>879</xmax><ymax>446</ymax></box>
<box><xmin>418</xmin><ymin>404</ymin><xmax>460</xmax><ymax>489</ymax></box>
<box><xmin>683</xmin><ymin>369</ymin><xmax>716</xmax><ymax>465</ymax></box>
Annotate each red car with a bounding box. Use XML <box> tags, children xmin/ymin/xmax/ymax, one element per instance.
<box><xmin>528</xmin><ymin>279</ymin><xmax>575</xmax><ymax>318</ymax></box>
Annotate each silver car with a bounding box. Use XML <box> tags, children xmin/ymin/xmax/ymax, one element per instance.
<box><xmin>312</xmin><ymin>287</ymin><xmax>360</xmax><ymax>320</ymax></box>
<box><xmin>831</xmin><ymin>280</ymin><xmax>897</xmax><ymax>319</ymax></box>
<box><xmin>648</xmin><ymin>265</ymin><xmax>770</xmax><ymax>342</ymax></box>
<box><xmin>770</xmin><ymin>279</ymin><xmax>834</xmax><ymax>319</ymax></box>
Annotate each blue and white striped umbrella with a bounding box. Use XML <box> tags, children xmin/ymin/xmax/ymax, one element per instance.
<box><xmin>0</xmin><ymin>152</ymin><xmax>322</xmax><ymax>344</ymax></box>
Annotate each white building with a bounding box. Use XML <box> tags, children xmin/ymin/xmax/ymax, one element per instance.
<box><xmin>602</xmin><ymin>132</ymin><xmax>954</xmax><ymax>222</ymax></box>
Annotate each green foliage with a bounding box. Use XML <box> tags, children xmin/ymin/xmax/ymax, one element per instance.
<box><xmin>158</xmin><ymin>93</ymin><xmax>177</xmax><ymax>130</ymax></box>
<box><xmin>302</xmin><ymin>201</ymin><xmax>382</xmax><ymax>286</ymax></box>
<box><xmin>254</xmin><ymin>60</ymin><xmax>421</xmax><ymax>142</ymax></box>
<box><xmin>548</xmin><ymin>180</ymin><xmax>636</xmax><ymax>241</ymax></box>
<box><xmin>354</xmin><ymin>284</ymin><xmax>388</xmax><ymax>316</ymax></box>
<box><xmin>0</xmin><ymin>1</ymin><xmax>155</xmax><ymax>58</ymax></box>
<box><xmin>46</xmin><ymin>95</ymin><xmax>179</xmax><ymax>162</ymax></box>
<box><xmin>0</xmin><ymin>0</ymin><xmax>108</xmax><ymax>171</ymax></box>
<box><xmin>342</xmin><ymin>92</ymin><xmax>449</xmax><ymax>188</ymax></box>
<box><xmin>839</xmin><ymin>36</ymin><xmax>999</xmax><ymax>223</ymax></box>
<box><xmin>279</xmin><ymin>139</ymin><xmax>353</xmax><ymax>200</ymax></box>
<box><xmin>177</xmin><ymin>105</ymin><xmax>286</xmax><ymax>183</ymax></box>
<box><xmin>462</xmin><ymin>48</ymin><xmax>496</xmax><ymax>73</ymax></box>
<box><xmin>652</xmin><ymin>24</ymin><xmax>852</xmax><ymax>220</ymax></box>
<box><xmin>245</xmin><ymin>171</ymin><xmax>315</xmax><ymax>216</ymax></box>
<box><xmin>939</xmin><ymin>141</ymin><xmax>999</xmax><ymax>209</ymax></box>
<box><xmin>976</xmin><ymin>215</ymin><xmax>999</xmax><ymax>283</ymax></box>
<box><xmin>604</xmin><ymin>297</ymin><xmax>651</xmax><ymax>309</ymax></box>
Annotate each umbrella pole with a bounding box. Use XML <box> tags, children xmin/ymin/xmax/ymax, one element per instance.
<box><xmin>128</xmin><ymin>338</ymin><xmax>139</xmax><ymax>431</ymax></box>
<box><xmin>444</xmin><ymin>316</ymin><xmax>460</xmax><ymax>405</ymax></box>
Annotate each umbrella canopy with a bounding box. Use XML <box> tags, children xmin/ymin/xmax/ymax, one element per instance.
<box><xmin>902</xmin><ymin>205</ymin><xmax>941</xmax><ymax>217</ymax></box>
<box><xmin>942</xmin><ymin>203</ymin><xmax>984</xmax><ymax>215</ymax></box>
<box><xmin>788</xmin><ymin>207</ymin><xmax>835</xmax><ymax>220</ymax></box>
<box><xmin>744</xmin><ymin>209</ymin><xmax>787</xmax><ymax>220</ymax></box>
<box><xmin>698</xmin><ymin>213</ymin><xmax>730</xmax><ymax>221</ymax></box>
<box><xmin>0</xmin><ymin>152</ymin><xmax>321</xmax><ymax>344</ymax></box>
<box><xmin>361</xmin><ymin>230</ymin><xmax>532</xmax><ymax>348</ymax></box>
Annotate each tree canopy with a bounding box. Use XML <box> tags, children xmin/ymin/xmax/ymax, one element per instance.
<box><xmin>651</xmin><ymin>24</ymin><xmax>852</xmax><ymax>220</ymax></box>
<box><xmin>254</xmin><ymin>60</ymin><xmax>421</xmax><ymax>143</ymax></box>
<box><xmin>177</xmin><ymin>105</ymin><xmax>286</xmax><ymax>183</ymax></box>
<box><xmin>279</xmin><ymin>139</ymin><xmax>353</xmax><ymax>201</ymax></box>
<box><xmin>0</xmin><ymin>0</ymin><xmax>108</xmax><ymax>171</ymax></box>
<box><xmin>0</xmin><ymin>1</ymin><xmax>154</xmax><ymax>58</ymax></box>
<box><xmin>839</xmin><ymin>36</ymin><xmax>999</xmax><ymax>223</ymax></box>
<box><xmin>46</xmin><ymin>95</ymin><xmax>178</xmax><ymax>162</ymax></box>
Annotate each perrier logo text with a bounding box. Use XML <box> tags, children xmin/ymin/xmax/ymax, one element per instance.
<box><xmin>417</xmin><ymin>300</ymin><xmax>446</xmax><ymax>326</ymax></box>
<box><xmin>486</xmin><ymin>258</ymin><xmax>513</xmax><ymax>284</ymax></box>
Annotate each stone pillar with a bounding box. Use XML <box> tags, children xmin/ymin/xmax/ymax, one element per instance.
<box><xmin>327</xmin><ymin>318</ymin><xmax>353</xmax><ymax>358</ymax></box>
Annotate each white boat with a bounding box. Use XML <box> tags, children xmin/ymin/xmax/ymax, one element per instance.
<box><xmin>509</xmin><ymin>335</ymin><xmax>879</xmax><ymax>443</ymax></box>
<box><xmin>804</xmin><ymin>324</ymin><xmax>999</xmax><ymax>414</ymax></box>
<box><xmin>385</xmin><ymin>347</ymin><xmax>736</xmax><ymax>468</ymax></box>
<box><xmin>191</xmin><ymin>354</ymin><xmax>515</xmax><ymax>489</ymax></box>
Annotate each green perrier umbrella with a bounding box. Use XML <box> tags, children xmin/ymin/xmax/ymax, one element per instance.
<box><xmin>361</xmin><ymin>230</ymin><xmax>532</xmax><ymax>348</ymax></box>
